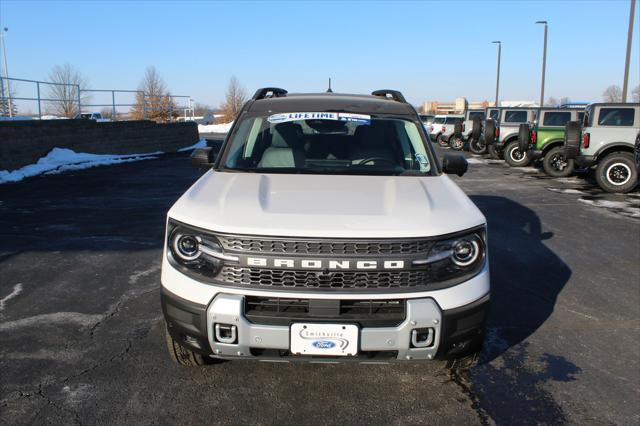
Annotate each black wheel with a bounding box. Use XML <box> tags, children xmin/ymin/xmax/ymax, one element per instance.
<box><xmin>165</xmin><ymin>327</ymin><xmax>217</xmax><ymax>366</ymax></box>
<box><xmin>504</xmin><ymin>141</ymin><xmax>529</xmax><ymax>167</ymax></box>
<box><xmin>449</xmin><ymin>134</ymin><xmax>464</xmax><ymax>151</ymax></box>
<box><xmin>471</xmin><ymin>117</ymin><xmax>482</xmax><ymax>140</ymax></box>
<box><xmin>595</xmin><ymin>152</ymin><xmax>638</xmax><ymax>193</ymax></box>
<box><xmin>484</xmin><ymin>119</ymin><xmax>497</xmax><ymax>146</ymax></box>
<box><xmin>563</xmin><ymin>121</ymin><xmax>582</xmax><ymax>160</ymax></box>
<box><xmin>437</xmin><ymin>134</ymin><xmax>449</xmax><ymax>148</ymax></box>
<box><xmin>469</xmin><ymin>137</ymin><xmax>487</xmax><ymax>155</ymax></box>
<box><xmin>487</xmin><ymin>144</ymin><xmax>501</xmax><ymax>160</ymax></box>
<box><xmin>543</xmin><ymin>146</ymin><xmax>575</xmax><ymax>177</ymax></box>
<box><xmin>454</xmin><ymin>122</ymin><xmax>463</xmax><ymax>138</ymax></box>
<box><xmin>518</xmin><ymin>123</ymin><xmax>531</xmax><ymax>153</ymax></box>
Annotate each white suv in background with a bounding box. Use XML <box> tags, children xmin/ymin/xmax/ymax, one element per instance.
<box><xmin>429</xmin><ymin>115</ymin><xmax>464</xmax><ymax>147</ymax></box>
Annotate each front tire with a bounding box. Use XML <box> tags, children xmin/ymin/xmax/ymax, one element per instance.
<box><xmin>543</xmin><ymin>146</ymin><xmax>575</xmax><ymax>177</ymax></box>
<box><xmin>165</xmin><ymin>327</ymin><xmax>217</xmax><ymax>366</ymax></box>
<box><xmin>504</xmin><ymin>141</ymin><xmax>529</xmax><ymax>167</ymax></box>
<box><xmin>469</xmin><ymin>137</ymin><xmax>487</xmax><ymax>155</ymax></box>
<box><xmin>595</xmin><ymin>152</ymin><xmax>638</xmax><ymax>193</ymax></box>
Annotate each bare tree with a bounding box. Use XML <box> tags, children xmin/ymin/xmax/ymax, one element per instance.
<box><xmin>0</xmin><ymin>86</ymin><xmax>18</xmax><ymax>117</ymax></box>
<box><xmin>47</xmin><ymin>64</ymin><xmax>90</xmax><ymax>117</ymax></box>
<box><xmin>220</xmin><ymin>76</ymin><xmax>247</xmax><ymax>122</ymax></box>
<box><xmin>559</xmin><ymin>97</ymin><xmax>571</xmax><ymax>106</ymax></box>
<box><xmin>602</xmin><ymin>85</ymin><xmax>622</xmax><ymax>102</ymax></box>
<box><xmin>193</xmin><ymin>102</ymin><xmax>212</xmax><ymax>116</ymax></box>
<box><xmin>546</xmin><ymin>97</ymin><xmax>559</xmax><ymax>107</ymax></box>
<box><xmin>131</xmin><ymin>66</ymin><xmax>175</xmax><ymax>122</ymax></box>
<box><xmin>632</xmin><ymin>85</ymin><xmax>640</xmax><ymax>102</ymax></box>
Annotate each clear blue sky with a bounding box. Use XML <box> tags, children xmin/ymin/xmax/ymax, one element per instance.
<box><xmin>1</xmin><ymin>0</ymin><xmax>639</xmax><ymax>107</ymax></box>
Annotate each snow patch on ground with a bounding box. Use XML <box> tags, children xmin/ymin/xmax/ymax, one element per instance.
<box><xmin>178</xmin><ymin>138</ymin><xmax>208</xmax><ymax>152</ymax></box>
<box><xmin>0</xmin><ymin>148</ymin><xmax>160</xmax><ymax>184</ymax></box>
<box><xmin>546</xmin><ymin>188</ymin><xmax>587</xmax><ymax>195</ymax></box>
<box><xmin>467</xmin><ymin>158</ymin><xmax>485</xmax><ymax>164</ymax></box>
<box><xmin>198</xmin><ymin>122</ymin><xmax>233</xmax><ymax>133</ymax></box>
<box><xmin>0</xmin><ymin>283</ymin><xmax>23</xmax><ymax>312</ymax></box>
<box><xmin>578</xmin><ymin>198</ymin><xmax>640</xmax><ymax>218</ymax></box>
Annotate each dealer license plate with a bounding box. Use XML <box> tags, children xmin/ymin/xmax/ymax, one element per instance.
<box><xmin>290</xmin><ymin>323</ymin><xmax>359</xmax><ymax>356</ymax></box>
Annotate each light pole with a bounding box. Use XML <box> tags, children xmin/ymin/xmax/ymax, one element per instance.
<box><xmin>0</xmin><ymin>27</ymin><xmax>13</xmax><ymax>117</ymax></box>
<box><xmin>492</xmin><ymin>41</ymin><xmax>501</xmax><ymax>107</ymax></box>
<box><xmin>536</xmin><ymin>21</ymin><xmax>548</xmax><ymax>107</ymax></box>
<box><xmin>622</xmin><ymin>0</ymin><xmax>636</xmax><ymax>102</ymax></box>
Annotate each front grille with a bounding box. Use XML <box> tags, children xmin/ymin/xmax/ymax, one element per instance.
<box><xmin>217</xmin><ymin>236</ymin><xmax>433</xmax><ymax>255</ymax></box>
<box><xmin>219</xmin><ymin>267</ymin><xmax>430</xmax><ymax>290</ymax></box>
<box><xmin>244</xmin><ymin>296</ymin><xmax>406</xmax><ymax>327</ymax></box>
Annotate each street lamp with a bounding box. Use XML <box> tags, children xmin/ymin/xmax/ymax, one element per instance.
<box><xmin>536</xmin><ymin>21</ymin><xmax>548</xmax><ymax>107</ymax></box>
<box><xmin>492</xmin><ymin>41</ymin><xmax>501</xmax><ymax>107</ymax></box>
<box><xmin>0</xmin><ymin>27</ymin><xmax>13</xmax><ymax>117</ymax></box>
<box><xmin>622</xmin><ymin>0</ymin><xmax>636</xmax><ymax>102</ymax></box>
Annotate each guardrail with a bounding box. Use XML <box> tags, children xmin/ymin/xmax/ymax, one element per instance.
<box><xmin>0</xmin><ymin>76</ymin><xmax>192</xmax><ymax>121</ymax></box>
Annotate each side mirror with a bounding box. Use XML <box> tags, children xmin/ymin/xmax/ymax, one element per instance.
<box><xmin>191</xmin><ymin>147</ymin><xmax>218</xmax><ymax>168</ymax></box>
<box><xmin>442</xmin><ymin>154</ymin><xmax>468</xmax><ymax>177</ymax></box>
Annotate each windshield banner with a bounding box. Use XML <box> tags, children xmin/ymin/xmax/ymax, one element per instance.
<box><xmin>267</xmin><ymin>112</ymin><xmax>371</xmax><ymax>125</ymax></box>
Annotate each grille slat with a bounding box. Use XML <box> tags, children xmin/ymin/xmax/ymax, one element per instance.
<box><xmin>218</xmin><ymin>236</ymin><xmax>433</xmax><ymax>255</ymax></box>
<box><xmin>244</xmin><ymin>297</ymin><xmax>406</xmax><ymax>327</ymax></box>
<box><xmin>220</xmin><ymin>267</ymin><xmax>430</xmax><ymax>290</ymax></box>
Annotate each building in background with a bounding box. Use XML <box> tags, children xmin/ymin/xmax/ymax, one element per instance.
<box><xmin>420</xmin><ymin>97</ymin><xmax>539</xmax><ymax>114</ymax></box>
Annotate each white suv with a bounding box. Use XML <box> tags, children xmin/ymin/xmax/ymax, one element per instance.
<box><xmin>564</xmin><ymin>103</ymin><xmax>639</xmax><ymax>193</ymax></box>
<box><xmin>429</xmin><ymin>115</ymin><xmax>464</xmax><ymax>147</ymax></box>
<box><xmin>161</xmin><ymin>88</ymin><xmax>489</xmax><ymax>366</ymax></box>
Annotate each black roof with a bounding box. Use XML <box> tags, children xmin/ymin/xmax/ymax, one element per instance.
<box><xmin>247</xmin><ymin>92</ymin><xmax>416</xmax><ymax>115</ymax></box>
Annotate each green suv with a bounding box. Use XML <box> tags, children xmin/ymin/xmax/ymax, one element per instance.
<box><xmin>518</xmin><ymin>108</ymin><xmax>584</xmax><ymax>177</ymax></box>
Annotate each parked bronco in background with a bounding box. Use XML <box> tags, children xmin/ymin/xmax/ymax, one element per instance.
<box><xmin>518</xmin><ymin>108</ymin><xmax>584</xmax><ymax>177</ymax></box>
<box><xmin>564</xmin><ymin>103</ymin><xmax>639</xmax><ymax>193</ymax></box>
<box><xmin>429</xmin><ymin>115</ymin><xmax>464</xmax><ymax>148</ymax></box>
<box><xmin>484</xmin><ymin>108</ymin><xmax>537</xmax><ymax>165</ymax></box>
<box><xmin>451</xmin><ymin>109</ymin><xmax>485</xmax><ymax>151</ymax></box>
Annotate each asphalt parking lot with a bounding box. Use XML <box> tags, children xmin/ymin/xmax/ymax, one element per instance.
<box><xmin>1</xmin><ymin>143</ymin><xmax>638</xmax><ymax>425</ymax></box>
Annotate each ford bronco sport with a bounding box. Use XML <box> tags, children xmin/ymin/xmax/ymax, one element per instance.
<box><xmin>518</xmin><ymin>108</ymin><xmax>584</xmax><ymax>177</ymax></box>
<box><xmin>564</xmin><ymin>103</ymin><xmax>639</xmax><ymax>193</ymax></box>
<box><xmin>161</xmin><ymin>88</ymin><xmax>489</xmax><ymax>365</ymax></box>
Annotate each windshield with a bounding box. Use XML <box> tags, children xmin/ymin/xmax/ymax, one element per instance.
<box><xmin>445</xmin><ymin>117</ymin><xmax>463</xmax><ymax>124</ymax></box>
<box><xmin>220</xmin><ymin>112</ymin><xmax>434</xmax><ymax>176</ymax></box>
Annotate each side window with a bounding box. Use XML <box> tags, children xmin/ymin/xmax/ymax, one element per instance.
<box><xmin>542</xmin><ymin>112</ymin><xmax>571</xmax><ymax>126</ymax></box>
<box><xmin>578</xmin><ymin>112</ymin><xmax>585</xmax><ymax>123</ymax></box>
<box><xmin>504</xmin><ymin>111</ymin><xmax>527</xmax><ymax>123</ymax></box>
<box><xmin>489</xmin><ymin>110</ymin><xmax>499</xmax><ymax>120</ymax></box>
<box><xmin>598</xmin><ymin>108</ymin><xmax>635</xmax><ymax>126</ymax></box>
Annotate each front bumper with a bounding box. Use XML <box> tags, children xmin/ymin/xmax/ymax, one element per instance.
<box><xmin>162</xmin><ymin>287</ymin><xmax>489</xmax><ymax>363</ymax></box>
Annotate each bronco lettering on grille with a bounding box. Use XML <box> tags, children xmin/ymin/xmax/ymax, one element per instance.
<box><xmin>244</xmin><ymin>257</ymin><xmax>405</xmax><ymax>270</ymax></box>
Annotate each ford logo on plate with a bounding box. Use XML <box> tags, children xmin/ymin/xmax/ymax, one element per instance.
<box><xmin>312</xmin><ymin>340</ymin><xmax>336</xmax><ymax>349</ymax></box>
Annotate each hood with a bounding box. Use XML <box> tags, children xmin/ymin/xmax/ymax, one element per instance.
<box><xmin>168</xmin><ymin>171</ymin><xmax>485</xmax><ymax>238</ymax></box>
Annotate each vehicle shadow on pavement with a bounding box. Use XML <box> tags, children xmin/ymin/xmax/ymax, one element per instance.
<box><xmin>467</xmin><ymin>195</ymin><xmax>581</xmax><ymax>423</ymax></box>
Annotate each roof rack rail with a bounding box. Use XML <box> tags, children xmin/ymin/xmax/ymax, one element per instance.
<box><xmin>371</xmin><ymin>90</ymin><xmax>407</xmax><ymax>103</ymax></box>
<box><xmin>252</xmin><ymin>87</ymin><xmax>288</xmax><ymax>101</ymax></box>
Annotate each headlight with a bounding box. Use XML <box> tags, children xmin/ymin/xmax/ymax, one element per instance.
<box><xmin>167</xmin><ymin>221</ymin><xmax>238</xmax><ymax>277</ymax></box>
<box><xmin>415</xmin><ymin>229</ymin><xmax>486</xmax><ymax>283</ymax></box>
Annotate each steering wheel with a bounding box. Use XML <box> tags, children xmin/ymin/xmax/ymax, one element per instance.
<box><xmin>357</xmin><ymin>157</ymin><xmax>397</xmax><ymax>166</ymax></box>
